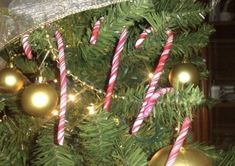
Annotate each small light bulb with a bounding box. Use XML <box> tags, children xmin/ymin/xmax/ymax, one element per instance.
<box><xmin>68</xmin><ymin>94</ymin><xmax>76</xmax><ymax>102</ymax></box>
<box><xmin>148</xmin><ymin>73</ymin><xmax>154</xmax><ymax>79</ymax></box>
<box><xmin>87</xmin><ymin>104</ymin><xmax>96</xmax><ymax>115</ymax></box>
<box><xmin>5</xmin><ymin>75</ymin><xmax>17</xmax><ymax>86</ymax></box>
<box><xmin>180</xmin><ymin>147</ymin><xmax>186</xmax><ymax>153</ymax></box>
<box><xmin>113</xmin><ymin>118</ymin><xmax>120</xmax><ymax>125</ymax></box>
<box><xmin>178</xmin><ymin>72</ymin><xmax>190</xmax><ymax>83</ymax></box>
<box><xmin>175</xmin><ymin>127</ymin><xmax>179</xmax><ymax>131</ymax></box>
<box><xmin>53</xmin><ymin>55</ymin><xmax>57</xmax><ymax>61</ymax></box>
<box><xmin>51</xmin><ymin>109</ymin><xmax>59</xmax><ymax>116</ymax></box>
<box><xmin>53</xmin><ymin>79</ymin><xmax>58</xmax><ymax>83</ymax></box>
<box><xmin>31</xmin><ymin>92</ymin><xmax>49</xmax><ymax>108</ymax></box>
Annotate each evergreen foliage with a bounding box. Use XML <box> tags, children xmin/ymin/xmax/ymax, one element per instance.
<box><xmin>0</xmin><ymin>0</ymin><xmax>230</xmax><ymax>165</ymax></box>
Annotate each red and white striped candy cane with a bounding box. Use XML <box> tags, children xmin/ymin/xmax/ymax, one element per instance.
<box><xmin>165</xmin><ymin>117</ymin><xmax>191</xmax><ymax>166</ymax></box>
<box><xmin>144</xmin><ymin>87</ymin><xmax>173</xmax><ymax>116</ymax></box>
<box><xmin>131</xmin><ymin>87</ymin><xmax>172</xmax><ymax>135</ymax></box>
<box><xmin>131</xmin><ymin>30</ymin><xmax>173</xmax><ymax>135</ymax></box>
<box><xmin>104</xmin><ymin>28</ymin><xmax>128</xmax><ymax>112</ymax></box>
<box><xmin>55</xmin><ymin>31</ymin><xmax>67</xmax><ymax>145</ymax></box>
<box><xmin>89</xmin><ymin>17</ymin><xmax>104</xmax><ymax>45</ymax></box>
<box><xmin>134</xmin><ymin>27</ymin><xmax>153</xmax><ymax>49</ymax></box>
<box><xmin>22</xmin><ymin>34</ymin><xmax>33</xmax><ymax>59</ymax></box>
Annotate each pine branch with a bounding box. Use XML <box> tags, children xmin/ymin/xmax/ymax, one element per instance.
<box><xmin>14</xmin><ymin>56</ymin><xmax>38</xmax><ymax>74</ymax></box>
<box><xmin>0</xmin><ymin>100</ymin><xmax>5</xmax><ymax>112</ymax></box>
<box><xmin>79</xmin><ymin>111</ymin><xmax>124</xmax><ymax>165</ymax></box>
<box><xmin>171</xmin><ymin>25</ymin><xmax>215</xmax><ymax>56</ymax></box>
<box><xmin>0</xmin><ymin>117</ymin><xmax>31</xmax><ymax>166</ymax></box>
<box><xmin>152</xmin><ymin>85</ymin><xmax>205</xmax><ymax>126</ymax></box>
<box><xmin>218</xmin><ymin>146</ymin><xmax>235</xmax><ymax>166</ymax></box>
<box><xmin>30</xmin><ymin>123</ymin><xmax>76</xmax><ymax>166</ymax></box>
<box><xmin>135</xmin><ymin>121</ymin><xmax>173</xmax><ymax>156</ymax></box>
<box><xmin>112</xmin><ymin>136</ymin><xmax>147</xmax><ymax>166</ymax></box>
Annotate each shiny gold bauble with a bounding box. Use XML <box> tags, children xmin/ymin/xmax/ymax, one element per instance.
<box><xmin>0</xmin><ymin>68</ymin><xmax>24</xmax><ymax>93</ymax></box>
<box><xmin>168</xmin><ymin>63</ymin><xmax>200</xmax><ymax>87</ymax></box>
<box><xmin>21</xmin><ymin>83</ymin><xmax>58</xmax><ymax>117</ymax></box>
<box><xmin>149</xmin><ymin>146</ymin><xmax>213</xmax><ymax>166</ymax></box>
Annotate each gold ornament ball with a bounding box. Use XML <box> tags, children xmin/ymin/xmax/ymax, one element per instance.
<box><xmin>0</xmin><ymin>68</ymin><xmax>24</xmax><ymax>93</ymax></box>
<box><xmin>21</xmin><ymin>83</ymin><xmax>58</xmax><ymax>117</ymax></box>
<box><xmin>168</xmin><ymin>63</ymin><xmax>200</xmax><ymax>87</ymax></box>
<box><xmin>149</xmin><ymin>146</ymin><xmax>213</xmax><ymax>166</ymax></box>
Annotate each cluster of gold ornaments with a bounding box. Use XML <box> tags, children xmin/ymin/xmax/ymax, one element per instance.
<box><xmin>0</xmin><ymin>65</ymin><xmax>58</xmax><ymax>117</ymax></box>
<box><xmin>0</xmin><ymin>60</ymin><xmax>199</xmax><ymax>117</ymax></box>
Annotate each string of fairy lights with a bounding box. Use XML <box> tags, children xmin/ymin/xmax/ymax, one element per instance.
<box><xmin>43</xmin><ymin>30</ymin><xmax>126</xmax><ymax>106</ymax></box>
<box><xmin>3</xmin><ymin>29</ymin><xmax>130</xmax><ymax>117</ymax></box>
<box><xmin>8</xmin><ymin>51</ymin><xmax>154</xmax><ymax>117</ymax></box>
<box><xmin>2</xmin><ymin>25</ymin><xmax>170</xmax><ymax>118</ymax></box>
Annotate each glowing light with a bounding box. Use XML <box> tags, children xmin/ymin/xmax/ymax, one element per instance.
<box><xmin>51</xmin><ymin>109</ymin><xmax>59</xmax><ymax>116</ymax></box>
<box><xmin>87</xmin><ymin>104</ymin><xmax>96</xmax><ymax>115</ymax></box>
<box><xmin>4</xmin><ymin>75</ymin><xmax>17</xmax><ymax>86</ymax></box>
<box><xmin>68</xmin><ymin>94</ymin><xmax>76</xmax><ymax>102</ymax></box>
<box><xmin>113</xmin><ymin>118</ymin><xmax>120</xmax><ymax>125</ymax></box>
<box><xmin>148</xmin><ymin>73</ymin><xmax>154</xmax><ymax>79</ymax></box>
<box><xmin>180</xmin><ymin>147</ymin><xmax>186</xmax><ymax>153</ymax></box>
<box><xmin>175</xmin><ymin>127</ymin><xmax>179</xmax><ymax>131</ymax></box>
<box><xmin>52</xmin><ymin>55</ymin><xmax>57</xmax><ymax>61</ymax></box>
<box><xmin>178</xmin><ymin>72</ymin><xmax>190</xmax><ymax>83</ymax></box>
<box><xmin>31</xmin><ymin>92</ymin><xmax>49</xmax><ymax>108</ymax></box>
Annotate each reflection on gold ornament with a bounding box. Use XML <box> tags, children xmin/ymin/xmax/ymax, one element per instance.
<box><xmin>68</xmin><ymin>93</ymin><xmax>76</xmax><ymax>102</ymax></box>
<box><xmin>0</xmin><ymin>68</ymin><xmax>24</xmax><ymax>93</ymax></box>
<box><xmin>168</xmin><ymin>63</ymin><xmax>199</xmax><ymax>87</ymax></box>
<box><xmin>149</xmin><ymin>146</ymin><xmax>213</xmax><ymax>166</ymax></box>
<box><xmin>21</xmin><ymin>83</ymin><xmax>58</xmax><ymax>117</ymax></box>
<box><xmin>87</xmin><ymin>103</ymin><xmax>96</xmax><ymax>115</ymax></box>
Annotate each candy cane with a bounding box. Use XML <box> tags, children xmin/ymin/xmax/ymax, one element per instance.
<box><xmin>134</xmin><ymin>27</ymin><xmax>153</xmax><ymax>49</ymax></box>
<box><xmin>22</xmin><ymin>34</ymin><xmax>33</xmax><ymax>59</ymax></box>
<box><xmin>131</xmin><ymin>30</ymin><xmax>173</xmax><ymax>135</ymax></box>
<box><xmin>144</xmin><ymin>87</ymin><xmax>173</xmax><ymax>116</ymax></box>
<box><xmin>55</xmin><ymin>31</ymin><xmax>67</xmax><ymax>145</ymax></box>
<box><xmin>90</xmin><ymin>17</ymin><xmax>104</xmax><ymax>45</ymax></box>
<box><xmin>131</xmin><ymin>87</ymin><xmax>172</xmax><ymax>135</ymax></box>
<box><xmin>165</xmin><ymin>117</ymin><xmax>191</xmax><ymax>166</ymax></box>
<box><xmin>104</xmin><ymin>28</ymin><xmax>128</xmax><ymax>112</ymax></box>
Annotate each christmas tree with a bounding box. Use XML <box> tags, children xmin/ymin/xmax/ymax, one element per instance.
<box><xmin>0</xmin><ymin>0</ymin><xmax>234</xmax><ymax>165</ymax></box>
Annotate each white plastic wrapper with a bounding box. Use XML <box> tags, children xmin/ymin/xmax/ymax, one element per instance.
<box><xmin>0</xmin><ymin>0</ymin><xmax>128</xmax><ymax>49</ymax></box>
